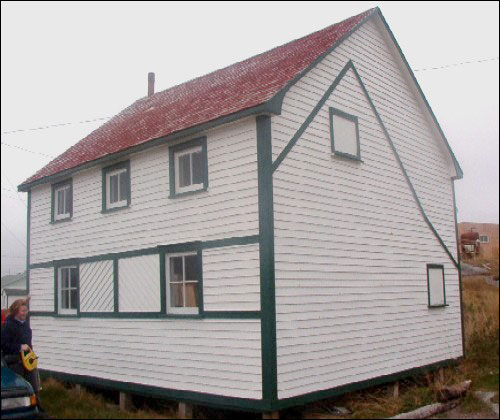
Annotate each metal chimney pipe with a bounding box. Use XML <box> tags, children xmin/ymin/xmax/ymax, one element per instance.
<box><xmin>148</xmin><ymin>72</ymin><xmax>155</xmax><ymax>97</ymax></box>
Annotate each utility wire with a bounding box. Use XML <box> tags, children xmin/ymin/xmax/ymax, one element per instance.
<box><xmin>414</xmin><ymin>57</ymin><xmax>499</xmax><ymax>72</ymax></box>
<box><xmin>1</xmin><ymin>142</ymin><xmax>55</xmax><ymax>158</ymax></box>
<box><xmin>1</xmin><ymin>116</ymin><xmax>111</xmax><ymax>135</ymax></box>
<box><xmin>1</xmin><ymin>221</ymin><xmax>26</xmax><ymax>248</ymax></box>
<box><xmin>0</xmin><ymin>56</ymin><xmax>498</xmax><ymax>136</ymax></box>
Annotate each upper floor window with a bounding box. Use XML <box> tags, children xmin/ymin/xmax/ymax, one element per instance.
<box><xmin>102</xmin><ymin>161</ymin><xmax>131</xmax><ymax>212</ymax></box>
<box><xmin>329</xmin><ymin>107</ymin><xmax>361</xmax><ymax>161</ymax></box>
<box><xmin>57</xmin><ymin>265</ymin><xmax>79</xmax><ymax>315</ymax></box>
<box><xmin>166</xmin><ymin>252</ymin><xmax>200</xmax><ymax>315</ymax></box>
<box><xmin>51</xmin><ymin>180</ymin><xmax>72</xmax><ymax>223</ymax></box>
<box><xmin>169</xmin><ymin>137</ymin><xmax>208</xmax><ymax>197</ymax></box>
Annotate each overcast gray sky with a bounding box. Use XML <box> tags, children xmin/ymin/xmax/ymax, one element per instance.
<box><xmin>1</xmin><ymin>1</ymin><xmax>499</xmax><ymax>276</ymax></box>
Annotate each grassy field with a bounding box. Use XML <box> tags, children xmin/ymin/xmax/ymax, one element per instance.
<box><xmin>39</xmin><ymin>268</ymin><xmax>499</xmax><ymax>419</ymax></box>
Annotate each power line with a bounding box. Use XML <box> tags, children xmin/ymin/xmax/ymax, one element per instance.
<box><xmin>1</xmin><ymin>221</ymin><xmax>26</xmax><ymax>248</ymax></box>
<box><xmin>1</xmin><ymin>142</ymin><xmax>55</xmax><ymax>158</ymax></box>
<box><xmin>414</xmin><ymin>57</ymin><xmax>499</xmax><ymax>72</ymax></box>
<box><xmin>1</xmin><ymin>116</ymin><xmax>111</xmax><ymax>135</ymax></box>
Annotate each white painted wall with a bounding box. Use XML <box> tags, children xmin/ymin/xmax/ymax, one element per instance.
<box><xmin>203</xmin><ymin>243</ymin><xmax>260</xmax><ymax>311</ymax></box>
<box><xmin>271</xmin><ymin>17</ymin><xmax>462</xmax><ymax>399</ymax></box>
<box><xmin>31</xmin><ymin>317</ymin><xmax>262</xmax><ymax>399</ymax></box>
<box><xmin>119</xmin><ymin>255</ymin><xmax>160</xmax><ymax>312</ymax></box>
<box><xmin>80</xmin><ymin>260</ymin><xmax>114</xmax><ymax>313</ymax></box>
<box><xmin>29</xmin><ymin>117</ymin><xmax>259</xmax><ymax>264</ymax></box>
<box><xmin>29</xmin><ymin>268</ymin><xmax>54</xmax><ymax>312</ymax></box>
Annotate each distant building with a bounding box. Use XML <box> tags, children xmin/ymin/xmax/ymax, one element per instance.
<box><xmin>1</xmin><ymin>272</ymin><xmax>27</xmax><ymax>309</ymax></box>
<box><xmin>458</xmin><ymin>222</ymin><xmax>499</xmax><ymax>259</ymax></box>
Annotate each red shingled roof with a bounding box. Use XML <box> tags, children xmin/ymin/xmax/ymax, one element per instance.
<box><xmin>21</xmin><ymin>8</ymin><xmax>375</xmax><ymax>188</ymax></box>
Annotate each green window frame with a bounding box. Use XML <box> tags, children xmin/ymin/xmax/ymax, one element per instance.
<box><xmin>169</xmin><ymin>137</ymin><xmax>208</xmax><ymax>198</ymax></box>
<box><xmin>51</xmin><ymin>179</ymin><xmax>73</xmax><ymax>223</ymax></box>
<box><xmin>329</xmin><ymin>107</ymin><xmax>361</xmax><ymax>161</ymax></box>
<box><xmin>427</xmin><ymin>264</ymin><xmax>447</xmax><ymax>308</ymax></box>
<box><xmin>102</xmin><ymin>161</ymin><xmax>131</xmax><ymax>213</ymax></box>
<box><xmin>54</xmin><ymin>262</ymin><xmax>80</xmax><ymax>316</ymax></box>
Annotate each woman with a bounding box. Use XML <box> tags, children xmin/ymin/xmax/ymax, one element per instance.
<box><xmin>1</xmin><ymin>297</ymin><xmax>40</xmax><ymax>395</ymax></box>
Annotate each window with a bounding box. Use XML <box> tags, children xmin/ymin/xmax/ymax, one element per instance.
<box><xmin>479</xmin><ymin>235</ymin><xmax>489</xmax><ymax>244</ymax></box>
<box><xmin>57</xmin><ymin>266</ymin><xmax>79</xmax><ymax>315</ymax></box>
<box><xmin>51</xmin><ymin>180</ymin><xmax>72</xmax><ymax>222</ymax></box>
<box><xmin>427</xmin><ymin>264</ymin><xmax>446</xmax><ymax>307</ymax></box>
<box><xmin>329</xmin><ymin>107</ymin><xmax>361</xmax><ymax>161</ymax></box>
<box><xmin>169</xmin><ymin>137</ymin><xmax>208</xmax><ymax>197</ymax></box>
<box><xmin>102</xmin><ymin>161</ymin><xmax>130</xmax><ymax>212</ymax></box>
<box><xmin>166</xmin><ymin>253</ymin><xmax>200</xmax><ymax>314</ymax></box>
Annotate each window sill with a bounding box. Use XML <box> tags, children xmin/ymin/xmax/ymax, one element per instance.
<box><xmin>331</xmin><ymin>152</ymin><xmax>363</xmax><ymax>162</ymax></box>
<box><xmin>169</xmin><ymin>187</ymin><xmax>208</xmax><ymax>199</ymax></box>
<box><xmin>101</xmin><ymin>204</ymin><xmax>131</xmax><ymax>214</ymax></box>
<box><xmin>51</xmin><ymin>217</ymin><xmax>72</xmax><ymax>225</ymax></box>
<box><xmin>428</xmin><ymin>304</ymin><xmax>449</xmax><ymax>308</ymax></box>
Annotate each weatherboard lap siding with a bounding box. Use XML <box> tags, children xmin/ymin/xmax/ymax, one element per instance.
<box><xmin>271</xmin><ymin>16</ymin><xmax>462</xmax><ymax>399</ymax></box>
<box><xmin>28</xmin><ymin>118</ymin><xmax>258</xmax><ymax>264</ymax></box>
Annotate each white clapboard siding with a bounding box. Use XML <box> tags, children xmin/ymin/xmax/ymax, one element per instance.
<box><xmin>271</xmin><ymin>16</ymin><xmax>458</xmax><ymax>262</ymax></box>
<box><xmin>272</xmin><ymin>38</ymin><xmax>463</xmax><ymax>399</ymax></box>
<box><xmin>119</xmin><ymin>255</ymin><xmax>160</xmax><ymax>312</ymax></box>
<box><xmin>29</xmin><ymin>268</ymin><xmax>54</xmax><ymax>312</ymax></box>
<box><xmin>80</xmin><ymin>260</ymin><xmax>114</xmax><ymax>313</ymax></box>
<box><xmin>203</xmin><ymin>244</ymin><xmax>260</xmax><ymax>311</ymax></box>
<box><xmin>31</xmin><ymin>317</ymin><xmax>262</xmax><ymax>399</ymax></box>
<box><xmin>29</xmin><ymin>118</ymin><xmax>258</xmax><ymax>264</ymax></box>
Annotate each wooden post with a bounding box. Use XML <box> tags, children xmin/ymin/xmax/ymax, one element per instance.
<box><xmin>119</xmin><ymin>392</ymin><xmax>133</xmax><ymax>411</ymax></box>
<box><xmin>436</xmin><ymin>367</ymin><xmax>445</xmax><ymax>384</ymax></box>
<box><xmin>75</xmin><ymin>384</ymin><xmax>82</xmax><ymax>396</ymax></box>
<box><xmin>263</xmin><ymin>412</ymin><xmax>280</xmax><ymax>419</ymax></box>
<box><xmin>392</xmin><ymin>381</ymin><xmax>400</xmax><ymax>398</ymax></box>
<box><xmin>178</xmin><ymin>402</ymin><xmax>193</xmax><ymax>419</ymax></box>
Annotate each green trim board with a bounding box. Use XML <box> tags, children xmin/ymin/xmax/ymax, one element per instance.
<box><xmin>426</xmin><ymin>264</ymin><xmax>447</xmax><ymax>308</ymax></box>
<box><xmin>271</xmin><ymin>58</ymin><xmax>458</xmax><ymax>269</ymax></box>
<box><xmin>374</xmin><ymin>9</ymin><xmax>463</xmax><ymax>180</ymax></box>
<box><xmin>30</xmin><ymin>310</ymin><xmax>261</xmax><ymax>319</ymax></box>
<box><xmin>101</xmin><ymin>160</ymin><xmax>131</xmax><ymax>213</ymax></box>
<box><xmin>256</xmin><ymin>115</ymin><xmax>278</xmax><ymax>403</ymax></box>
<box><xmin>329</xmin><ymin>107</ymin><xmax>362</xmax><ymax>161</ymax></box>
<box><xmin>38</xmin><ymin>358</ymin><xmax>459</xmax><ymax>413</ymax></box>
<box><xmin>451</xmin><ymin>180</ymin><xmax>466</xmax><ymax>357</ymax></box>
<box><xmin>50</xmin><ymin>178</ymin><xmax>73</xmax><ymax>224</ymax></box>
<box><xmin>113</xmin><ymin>258</ymin><xmax>119</xmax><ymax>313</ymax></box>
<box><xmin>168</xmin><ymin>136</ymin><xmax>208</xmax><ymax>198</ymax></box>
<box><xmin>26</xmin><ymin>191</ymin><xmax>31</xmax><ymax>297</ymax></box>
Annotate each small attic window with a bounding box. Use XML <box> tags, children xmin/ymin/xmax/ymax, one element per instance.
<box><xmin>329</xmin><ymin>107</ymin><xmax>361</xmax><ymax>161</ymax></box>
<box><xmin>51</xmin><ymin>179</ymin><xmax>72</xmax><ymax>223</ymax></box>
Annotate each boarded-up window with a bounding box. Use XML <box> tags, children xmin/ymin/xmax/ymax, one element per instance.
<box><xmin>427</xmin><ymin>264</ymin><xmax>446</xmax><ymax>307</ymax></box>
<box><xmin>330</xmin><ymin>107</ymin><xmax>361</xmax><ymax>160</ymax></box>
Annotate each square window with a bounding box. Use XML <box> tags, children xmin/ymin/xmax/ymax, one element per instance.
<box><xmin>166</xmin><ymin>252</ymin><xmax>200</xmax><ymax>315</ymax></box>
<box><xmin>57</xmin><ymin>266</ymin><xmax>79</xmax><ymax>315</ymax></box>
<box><xmin>479</xmin><ymin>235</ymin><xmax>489</xmax><ymax>244</ymax></box>
<box><xmin>427</xmin><ymin>264</ymin><xmax>446</xmax><ymax>307</ymax></box>
<box><xmin>52</xmin><ymin>181</ymin><xmax>72</xmax><ymax>222</ymax></box>
<box><xmin>169</xmin><ymin>137</ymin><xmax>208</xmax><ymax>197</ymax></box>
<box><xmin>102</xmin><ymin>161</ymin><xmax>130</xmax><ymax>212</ymax></box>
<box><xmin>330</xmin><ymin>107</ymin><xmax>361</xmax><ymax>161</ymax></box>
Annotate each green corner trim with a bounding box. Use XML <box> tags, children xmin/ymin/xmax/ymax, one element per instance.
<box><xmin>26</xmin><ymin>191</ymin><xmax>31</xmax><ymax>297</ymax></box>
<box><xmin>375</xmin><ymin>9</ymin><xmax>463</xmax><ymax>180</ymax></box>
<box><xmin>256</xmin><ymin>114</ymin><xmax>278</xmax><ymax>403</ymax></box>
<box><xmin>451</xmin><ymin>180</ymin><xmax>466</xmax><ymax>357</ymax></box>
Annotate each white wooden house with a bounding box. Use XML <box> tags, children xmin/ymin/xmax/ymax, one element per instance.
<box><xmin>19</xmin><ymin>8</ymin><xmax>464</xmax><ymax>414</ymax></box>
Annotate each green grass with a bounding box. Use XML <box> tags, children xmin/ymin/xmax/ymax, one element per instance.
<box><xmin>39</xmin><ymin>378</ymin><xmax>175</xmax><ymax>419</ymax></box>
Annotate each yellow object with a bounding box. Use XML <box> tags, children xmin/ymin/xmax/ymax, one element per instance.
<box><xmin>20</xmin><ymin>347</ymin><xmax>38</xmax><ymax>372</ymax></box>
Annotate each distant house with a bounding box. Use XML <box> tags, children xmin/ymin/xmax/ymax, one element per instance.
<box><xmin>1</xmin><ymin>272</ymin><xmax>27</xmax><ymax>309</ymax></box>
<box><xmin>17</xmin><ymin>7</ymin><xmax>464</xmax><ymax>414</ymax></box>
<box><xmin>458</xmin><ymin>222</ymin><xmax>499</xmax><ymax>259</ymax></box>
